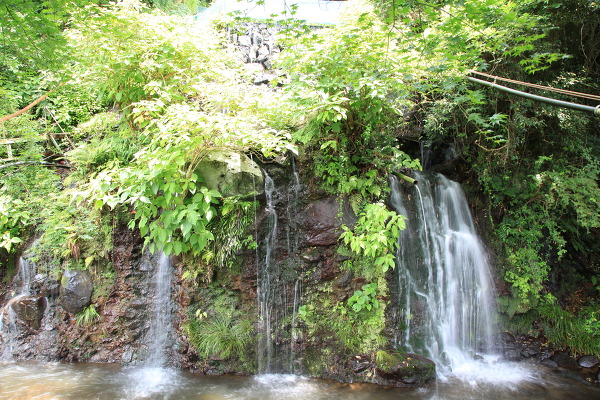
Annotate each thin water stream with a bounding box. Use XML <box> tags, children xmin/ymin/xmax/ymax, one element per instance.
<box><xmin>124</xmin><ymin>251</ymin><xmax>176</xmax><ymax>398</ymax></box>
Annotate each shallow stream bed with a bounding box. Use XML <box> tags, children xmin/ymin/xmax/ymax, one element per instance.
<box><xmin>1</xmin><ymin>361</ymin><xmax>599</xmax><ymax>400</ymax></box>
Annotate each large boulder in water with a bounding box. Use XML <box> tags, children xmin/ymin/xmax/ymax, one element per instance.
<box><xmin>59</xmin><ymin>270</ymin><xmax>93</xmax><ymax>314</ymax></box>
<box><xmin>196</xmin><ymin>150</ymin><xmax>263</xmax><ymax>197</ymax></box>
<box><xmin>550</xmin><ymin>352</ymin><xmax>582</xmax><ymax>371</ymax></box>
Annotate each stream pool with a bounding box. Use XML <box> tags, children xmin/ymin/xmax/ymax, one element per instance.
<box><xmin>0</xmin><ymin>361</ymin><xmax>598</xmax><ymax>400</ymax></box>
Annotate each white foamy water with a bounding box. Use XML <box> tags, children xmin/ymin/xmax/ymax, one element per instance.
<box><xmin>123</xmin><ymin>366</ymin><xmax>180</xmax><ymax>399</ymax></box>
<box><xmin>447</xmin><ymin>356</ymin><xmax>537</xmax><ymax>386</ymax></box>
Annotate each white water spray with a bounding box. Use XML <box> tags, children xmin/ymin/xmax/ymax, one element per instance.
<box><xmin>391</xmin><ymin>172</ymin><xmax>495</xmax><ymax>377</ymax></box>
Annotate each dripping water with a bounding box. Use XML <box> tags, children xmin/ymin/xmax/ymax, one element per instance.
<box><xmin>257</xmin><ymin>162</ymin><xmax>303</xmax><ymax>374</ymax></box>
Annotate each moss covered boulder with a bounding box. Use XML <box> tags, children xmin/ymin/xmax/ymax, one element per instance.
<box><xmin>196</xmin><ymin>150</ymin><xmax>264</xmax><ymax>197</ymax></box>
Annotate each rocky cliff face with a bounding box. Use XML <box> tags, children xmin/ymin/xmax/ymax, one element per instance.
<box><xmin>2</xmin><ymin>155</ymin><xmax>599</xmax><ymax>387</ymax></box>
<box><xmin>0</xmin><ymin>155</ymin><xmax>436</xmax><ymax>387</ymax></box>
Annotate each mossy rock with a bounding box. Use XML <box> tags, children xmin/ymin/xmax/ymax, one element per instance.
<box><xmin>375</xmin><ymin>352</ymin><xmax>436</xmax><ymax>387</ymax></box>
<box><xmin>196</xmin><ymin>150</ymin><xmax>264</xmax><ymax>197</ymax></box>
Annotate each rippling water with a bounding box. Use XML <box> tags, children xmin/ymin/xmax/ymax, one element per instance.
<box><xmin>0</xmin><ymin>361</ymin><xmax>598</xmax><ymax>400</ymax></box>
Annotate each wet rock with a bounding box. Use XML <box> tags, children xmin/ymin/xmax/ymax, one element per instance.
<box><xmin>498</xmin><ymin>331</ymin><xmax>515</xmax><ymax>344</ymax></box>
<box><xmin>196</xmin><ymin>150</ymin><xmax>264</xmax><ymax>197</ymax></box>
<box><xmin>521</xmin><ymin>344</ymin><xmax>541</xmax><ymax>358</ymax></box>
<box><xmin>550</xmin><ymin>352</ymin><xmax>582</xmax><ymax>371</ymax></box>
<box><xmin>121</xmin><ymin>348</ymin><xmax>134</xmax><ymax>363</ymax></box>
<box><xmin>12</xmin><ymin>295</ymin><xmax>46</xmax><ymax>330</ymax></box>
<box><xmin>334</xmin><ymin>271</ymin><xmax>353</xmax><ymax>288</ymax></box>
<box><xmin>540</xmin><ymin>358</ymin><xmax>559</xmax><ymax>369</ymax></box>
<box><xmin>253</xmin><ymin>72</ymin><xmax>279</xmax><ymax>85</ymax></box>
<box><xmin>300</xmin><ymin>197</ymin><xmax>355</xmax><ymax>246</ymax></box>
<box><xmin>504</xmin><ymin>348</ymin><xmax>522</xmax><ymax>361</ymax></box>
<box><xmin>238</xmin><ymin>35</ymin><xmax>252</xmax><ymax>47</ymax></box>
<box><xmin>578</xmin><ymin>355</ymin><xmax>599</xmax><ymax>368</ymax></box>
<box><xmin>59</xmin><ymin>270</ymin><xmax>92</xmax><ymax>314</ymax></box>
<box><xmin>375</xmin><ymin>353</ymin><xmax>436</xmax><ymax>387</ymax></box>
<box><xmin>301</xmin><ymin>247</ymin><xmax>321</xmax><ymax>262</ymax></box>
<box><xmin>40</xmin><ymin>279</ymin><xmax>60</xmax><ymax>299</ymax></box>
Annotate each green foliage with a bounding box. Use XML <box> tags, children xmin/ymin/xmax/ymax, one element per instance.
<box><xmin>0</xmin><ymin>0</ymin><xmax>89</xmax><ymax>83</ymax></box>
<box><xmin>191</xmin><ymin>198</ymin><xmax>257</xmax><ymax>279</ymax></box>
<box><xmin>32</xmin><ymin>193</ymin><xmax>112</xmax><ymax>272</ymax></box>
<box><xmin>66</xmin><ymin>112</ymin><xmax>137</xmax><ymax>183</ymax></box>
<box><xmin>298</xmin><ymin>287</ymin><xmax>387</xmax><ymax>353</ymax></box>
<box><xmin>181</xmin><ymin>198</ymin><xmax>256</xmax><ymax>282</ymax></box>
<box><xmin>76</xmin><ymin>304</ymin><xmax>100</xmax><ymax>326</ymax></box>
<box><xmin>348</xmin><ymin>283</ymin><xmax>379</xmax><ymax>313</ymax></box>
<box><xmin>185</xmin><ymin>310</ymin><xmax>254</xmax><ymax>362</ymax></box>
<box><xmin>277</xmin><ymin>1</ymin><xmax>420</xmax><ymax>198</ymax></box>
<box><xmin>375</xmin><ymin>0</ymin><xmax>560</xmax><ymax>72</ymax></box>
<box><xmin>338</xmin><ymin>201</ymin><xmax>403</xmax><ymax>339</ymax></box>
<box><xmin>63</xmin><ymin>3</ymin><xmax>293</xmax><ymax>261</ymax></box>
<box><xmin>0</xmin><ymin>196</ymin><xmax>30</xmax><ymax>252</ymax></box>
<box><xmin>340</xmin><ymin>202</ymin><xmax>405</xmax><ymax>277</ymax></box>
<box><xmin>538</xmin><ymin>300</ymin><xmax>600</xmax><ymax>356</ymax></box>
<box><xmin>145</xmin><ymin>0</ymin><xmax>203</xmax><ymax>15</ymax></box>
<box><xmin>66</xmin><ymin>1</ymin><xmax>239</xmax><ymax>115</ymax></box>
<box><xmin>42</xmin><ymin>82</ymin><xmax>106</xmax><ymax>129</ymax></box>
<box><xmin>375</xmin><ymin>350</ymin><xmax>400</xmax><ymax>370</ymax></box>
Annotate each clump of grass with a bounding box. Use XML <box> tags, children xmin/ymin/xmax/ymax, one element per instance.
<box><xmin>185</xmin><ymin>311</ymin><xmax>253</xmax><ymax>360</ymax></box>
<box><xmin>76</xmin><ymin>304</ymin><xmax>100</xmax><ymax>326</ymax></box>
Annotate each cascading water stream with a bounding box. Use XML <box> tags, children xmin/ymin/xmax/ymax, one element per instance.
<box><xmin>257</xmin><ymin>165</ymin><xmax>303</xmax><ymax>374</ymax></box>
<box><xmin>390</xmin><ymin>172</ymin><xmax>496</xmax><ymax>378</ymax></box>
<box><xmin>145</xmin><ymin>251</ymin><xmax>174</xmax><ymax>367</ymax></box>
<box><xmin>258</xmin><ymin>173</ymin><xmax>277</xmax><ymax>373</ymax></box>
<box><xmin>126</xmin><ymin>251</ymin><xmax>177</xmax><ymax>399</ymax></box>
<box><xmin>0</xmin><ymin>257</ymin><xmax>37</xmax><ymax>361</ymax></box>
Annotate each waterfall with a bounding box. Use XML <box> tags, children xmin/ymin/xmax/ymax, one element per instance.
<box><xmin>257</xmin><ymin>166</ymin><xmax>302</xmax><ymax>374</ymax></box>
<box><xmin>144</xmin><ymin>251</ymin><xmax>174</xmax><ymax>367</ymax></box>
<box><xmin>0</xmin><ymin>258</ymin><xmax>37</xmax><ymax>361</ymax></box>
<box><xmin>257</xmin><ymin>173</ymin><xmax>277</xmax><ymax>373</ymax></box>
<box><xmin>390</xmin><ymin>172</ymin><xmax>495</xmax><ymax>375</ymax></box>
<box><xmin>125</xmin><ymin>251</ymin><xmax>177</xmax><ymax>399</ymax></box>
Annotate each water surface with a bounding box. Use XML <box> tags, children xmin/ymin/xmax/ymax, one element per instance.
<box><xmin>0</xmin><ymin>361</ymin><xmax>598</xmax><ymax>400</ymax></box>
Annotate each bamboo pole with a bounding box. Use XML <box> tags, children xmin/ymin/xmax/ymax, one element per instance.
<box><xmin>392</xmin><ymin>171</ymin><xmax>418</xmax><ymax>185</ymax></box>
